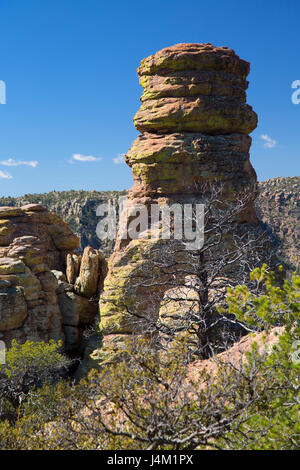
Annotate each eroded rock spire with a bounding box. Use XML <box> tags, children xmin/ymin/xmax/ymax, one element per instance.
<box><xmin>96</xmin><ymin>43</ymin><xmax>259</xmax><ymax>366</ymax></box>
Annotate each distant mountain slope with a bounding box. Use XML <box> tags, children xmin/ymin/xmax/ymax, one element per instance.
<box><xmin>1</xmin><ymin>177</ymin><xmax>299</xmax><ymax>268</ymax></box>
<box><xmin>0</xmin><ymin>190</ymin><xmax>127</xmax><ymax>256</ymax></box>
<box><xmin>256</xmin><ymin>177</ymin><xmax>299</xmax><ymax>270</ymax></box>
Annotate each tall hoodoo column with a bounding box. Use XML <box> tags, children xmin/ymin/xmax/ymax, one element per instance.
<box><xmin>98</xmin><ymin>43</ymin><xmax>258</xmax><ymax>365</ymax></box>
<box><xmin>128</xmin><ymin>43</ymin><xmax>257</xmax><ymax>205</ymax></box>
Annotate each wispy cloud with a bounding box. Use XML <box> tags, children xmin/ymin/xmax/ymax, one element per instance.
<box><xmin>0</xmin><ymin>158</ymin><xmax>38</xmax><ymax>168</ymax></box>
<box><xmin>69</xmin><ymin>154</ymin><xmax>102</xmax><ymax>164</ymax></box>
<box><xmin>0</xmin><ymin>170</ymin><xmax>12</xmax><ymax>179</ymax></box>
<box><xmin>113</xmin><ymin>153</ymin><xmax>125</xmax><ymax>164</ymax></box>
<box><xmin>261</xmin><ymin>134</ymin><xmax>277</xmax><ymax>149</ymax></box>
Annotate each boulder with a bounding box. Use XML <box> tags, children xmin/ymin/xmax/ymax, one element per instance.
<box><xmin>74</xmin><ymin>246</ymin><xmax>100</xmax><ymax>298</ymax></box>
<box><xmin>66</xmin><ymin>253</ymin><xmax>81</xmax><ymax>285</ymax></box>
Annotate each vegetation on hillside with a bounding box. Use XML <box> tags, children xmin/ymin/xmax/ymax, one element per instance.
<box><xmin>0</xmin><ymin>266</ymin><xmax>298</xmax><ymax>450</ymax></box>
<box><xmin>0</xmin><ymin>340</ymin><xmax>69</xmax><ymax>423</ymax></box>
<box><xmin>0</xmin><ymin>189</ymin><xmax>128</xmax><ymax>207</ymax></box>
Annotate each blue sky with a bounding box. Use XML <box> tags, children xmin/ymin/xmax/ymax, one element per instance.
<box><xmin>0</xmin><ymin>0</ymin><xmax>299</xmax><ymax>197</ymax></box>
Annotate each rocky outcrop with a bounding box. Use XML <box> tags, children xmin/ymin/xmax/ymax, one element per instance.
<box><xmin>66</xmin><ymin>253</ymin><xmax>81</xmax><ymax>285</ymax></box>
<box><xmin>0</xmin><ymin>205</ymin><xmax>106</xmax><ymax>356</ymax></box>
<box><xmin>97</xmin><ymin>43</ymin><xmax>260</xmax><ymax>365</ymax></box>
<box><xmin>0</xmin><ymin>204</ymin><xmax>77</xmax><ymax>347</ymax></box>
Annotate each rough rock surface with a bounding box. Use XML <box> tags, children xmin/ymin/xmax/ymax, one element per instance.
<box><xmin>186</xmin><ymin>327</ymin><xmax>284</xmax><ymax>383</ymax></box>
<box><xmin>127</xmin><ymin>132</ymin><xmax>256</xmax><ymax>199</ymax></box>
<box><xmin>66</xmin><ymin>253</ymin><xmax>81</xmax><ymax>285</ymax></box>
<box><xmin>0</xmin><ymin>205</ymin><xmax>106</xmax><ymax>356</ymax></box>
<box><xmin>97</xmin><ymin>43</ymin><xmax>260</xmax><ymax>365</ymax></box>
<box><xmin>0</xmin><ymin>205</ymin><xmax>78</xmax><ymax>347</ymax></box>
<box><xmin>134</xmin><ymin>43</ymin><xmax>257</xmax><ymax>135</ymax></box>
<box><xmin>127</xmin><ymin>43</ymin><xmax>257</xmax><ymax>211</ymax></box>
<box><xmin>74</xmin><ymin>247</ymin><xmax>101</xmax><ymax>298</ymax></box>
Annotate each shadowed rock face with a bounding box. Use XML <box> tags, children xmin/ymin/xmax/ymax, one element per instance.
<box><xmin>94</xmin><ymin>43</ymin><xmax>260</xmax><ymax>367</ymax></box>
<box><xmin>256</xmin><ymin>177</ymin><xmax>300</xmax><ymax>269</ymax></box>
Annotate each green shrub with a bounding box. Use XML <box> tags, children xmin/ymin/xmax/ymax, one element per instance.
<box><xmin>0</xmin><ymin>340</ymin><xmax>69</xmax><ymax>420</ymax></box>
<box><xmin>0</xmin><ymin>268</ymin><xmax>299</xmax><ymax>450</ymax></box>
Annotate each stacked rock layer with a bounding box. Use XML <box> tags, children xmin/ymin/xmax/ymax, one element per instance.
<box><xmin>98</xmin><ymin>44</ymin><xmax>259</xmax><ymax>365</ymax></box>
<box><xmin>128</xmin><ymin>43</ymin><xmax>257</xmax><ymax>207</ymax></box>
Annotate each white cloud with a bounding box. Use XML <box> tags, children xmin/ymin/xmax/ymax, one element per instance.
<box><xmin>69</xmin><ymin>154</ymin><xmax>102</xmax><ymax>163</ymax></box>
<box><xmin>261</xmin><ymin>134</ymin><xmax>277</xmax><ymax>149</ymax></box>
<box><xmin>113</xmin><ymin>153</ymin><xmax>125</xmax><ymax>164</ymax></box>
<box><xmin>0</xmin><ymin>158</ymin><xmax>38</xmax><ymax>167</ymax></box>
<box><xmin>0</xmin><ymin>170</ymin><xmax>12</xmax><ymax>179</ymax></box>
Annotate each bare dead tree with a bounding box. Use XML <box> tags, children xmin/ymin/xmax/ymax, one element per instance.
<box><xmin>101</xmin><ymin>183</ymin><xmax>278</xmax><ymax>360</ymax></box>
<box><xmin>14</xmin><ymin>331</ymin><xmax>297</xmax><ymax>451</ymax></box>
